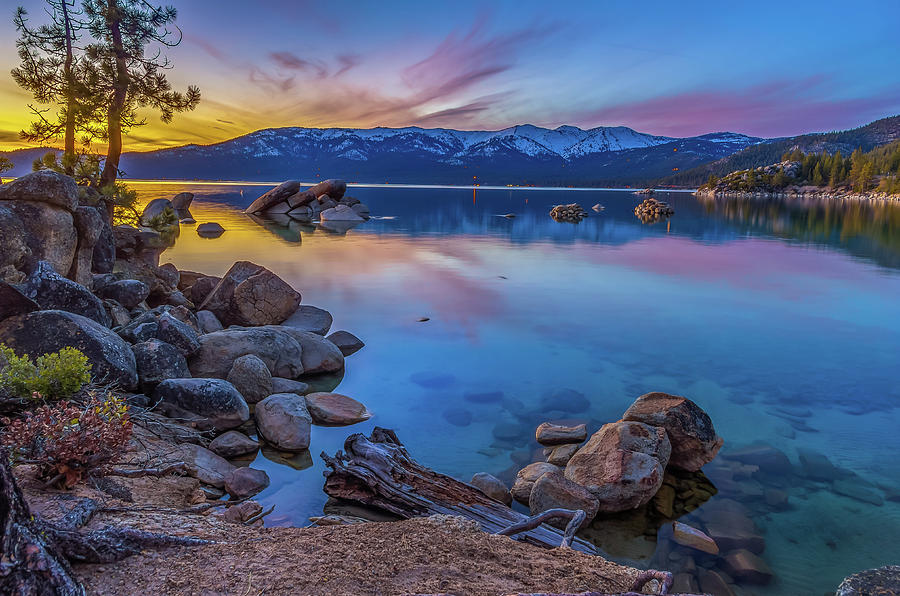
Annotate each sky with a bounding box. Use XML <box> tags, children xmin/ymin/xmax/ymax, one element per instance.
<box><xmin>1</xmin><ymin>0</ymin><xmax>899</xmax><ymax>151</ymax></box>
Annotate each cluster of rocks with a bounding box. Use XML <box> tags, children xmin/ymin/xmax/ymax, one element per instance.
<box><xmin>549</xmin><ymin>203</ymin><xmax>588</xmax><ymax>223</ymax></box>
<box><xmin>245</xmin><ymin>179</ymin><xmax>370</xmax><ymax>231</ymax></box>
<box><xmin>634</xmin><ymin>198</ymin><xmax>674</xmax><ymax>223</ymax></box>
<box><xmin>0</xmin><ymin>170</ymin><xmax>370</xmax><ymax>506</ymax></box>
<box><xmin>470</xmin><ymin>392</ymin><xmax>722</xmax><ymax>523</ymax></box>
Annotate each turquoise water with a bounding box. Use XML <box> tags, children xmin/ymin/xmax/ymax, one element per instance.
<box><xmin>138</xmin><ymin>182</ymin><xmax>900</xmax><ymax>595</ymax></box>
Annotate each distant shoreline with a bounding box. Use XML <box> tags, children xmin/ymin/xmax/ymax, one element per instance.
<box><xmin>114</xmin><ymin>179</ymin><xmax>703</xmax><ymax>193</ymax></box>
<box><xmin>694</xmin><ymin>188</ymin><xmax>900</xmax><ymax>203</ymax></box>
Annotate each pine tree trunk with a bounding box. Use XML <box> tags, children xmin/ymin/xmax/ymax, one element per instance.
<box><xmin>99</xmin><ymin>0</ymin><xmax>128</xmax><ymax>195</ymax></box>
<box><xmin>0</xmin><ymin>456</ymin><xmax>85</xmax><ymax>596</ymax></box>
<box><xmin>61</xmin><ymin>0</ymin><xmax>76</xmax><ymax>175</ymax></box>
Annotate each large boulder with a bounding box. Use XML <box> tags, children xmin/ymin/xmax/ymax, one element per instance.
<box><xmin>0</xmin><ymin>170</ymin><xmax>79</xmax><ymax>211</ymax></box>
<box><xmin>529</xmin><ymin>469</ymin><xmax>599</xmax><ymax>527</ymax></box>
<box><xmin>265</xmin><ymin>326</ymin><xmax>343</xmax><ymax>375</ymax></box>
<box><xmin>226</xmin><ymin>353</ymin><xmax>273</xmax><ymax>404</ymax></box>
<box><xmin>304</xmin><ymin>392</ymin><xmax>371</xmax><ymax>425</ymax></box>
<box><xmin>91</xmin><ymin>203</ymin><xmax>115</xmax><ymax>274</ymax></box>
<box><xmin>69</xmin><ymin>206</ymin><xmax>105</xmax><ymax>287</ymax></box>
<box><xmin>96</xmin><ymin>279</ymin><xmax>150</xmax><ymax>310</ymax></box>
<box><xmin>4</xmin><ymin>200</ymin><xmax>76</xmax><ymax>278</ymax></box>
<box><xmin>325</xmin><ymin>330</ymin><xmax>364</xmax><ymax>356</ymax></box>
<box><xmin>199</xmin><ymin>261</ymin><xmax>300</xmax><ymax>327</ymax></box>
<box><xmin>156</xmin><ymin>311</ymin><xmax>200</xmax><ymax>356</ymax></box>
<box><xmin>131</xmin><ymin>339</ymin><xmax>190</xmax><ymax>393</ymax></box>
<box><xmin>254</xmin><ymin>393</ymin><xmax>312</xmax><ymax>451</ymax></box>
<box><xmin>20</xmin><ymin>261</ymin><xmax>111</xmax><ymax>326</ymax></box>
<box><xmin>244</xmin><ymin>180</ymin><xmax>304</xmax><ymax>214</ymax></box>
<box><xmin>140</xmin><ymin>198</ymin><xmax>175</xmax><ymax>226</ymax></box>
<box><xmin>622</xmin><ymin>392</ymin><xmax>722</xmax><ymax>471</ymax></box>
<box><xmin>188</xmin><ymin>326</ymin><xmax>304</xmax><ymax>379</ymax></box>
<box><xmin>283</xmin><ymin>305</ymin><xmax>333</xmax><ymax>336</ymax></box>
<box><xmin>195</xmin><ymin>310</ymin><xmax>223</xmax><ymax>334</ymax></box>
<box><xmin>307</xmin><ymin>179</ymin><xmax>347</xmax><ymax>200</ymax></box>
<box><xmin>511</xmin><ymin>462</ymin><xmax>559</xmax><ymax>505</ymax></box>
<box><xmin>565</xmin><ymin>420</ymin><xmax>671</xmax><ymax>512</ymax></box>
<box><xmin>0</xmin><ymin>204</ymin><xmax>30</xmax><ymax>283</ymax></box>
<box><xmin>0</xmin><ymin>310</ymin><xmax>137</xmax><ymax>389</ymax></box>
<box><xmin>171</xmin><ymin>192</ymin><xmax>194</xmax><ymax>212</ymax></box>
<box><xmin>154</xmin><ymin>378</ymin><xmax>250</xmax><ymax>431</ymax></box>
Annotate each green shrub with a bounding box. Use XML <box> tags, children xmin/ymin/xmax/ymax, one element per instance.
<box><xmin>0</xmin><ymin>344</ymin><xmax>92</xmax><ymax>399</ymax></box>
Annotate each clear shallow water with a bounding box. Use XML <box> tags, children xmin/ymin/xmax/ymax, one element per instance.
<box><xmin>135</xmin><ymin>182</ymin><xmax>900</xmax><ymax>595</ymax></box>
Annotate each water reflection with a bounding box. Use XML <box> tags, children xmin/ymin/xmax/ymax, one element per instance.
<box><xmin>130</xmin><ymin>182</ymin><xmax>900</xmax><ymax>596</ymax></box>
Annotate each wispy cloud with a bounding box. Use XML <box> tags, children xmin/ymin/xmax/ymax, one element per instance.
<box><xmin>580</xmin><ymin>77</ymin><xmax>900</xmax><ymax>137</ymax></box>
<box><xmin>241</xmin><ymin>20</ymin><xmax>558</xmax><ymax>130</ymax></box>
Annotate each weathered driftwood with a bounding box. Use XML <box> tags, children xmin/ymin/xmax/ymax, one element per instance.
<box><xmin>321</xmin><ymin>427</ymin><xmax>600</xmax><ymax>554</ymax></box>
<box><xmin>496</xmin><ymin>508</ymin><xmax>587</xmax><ymax>549</ymax></box>
<box><xmin>506</xmin><ymin>570</ymin><xmax>707</xmax><ymax>596</ymax></box>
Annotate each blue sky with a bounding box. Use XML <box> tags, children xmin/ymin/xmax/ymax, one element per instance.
<box><xmin>1</xmin><ymin>0</ymin><xmax>899</xmax><ymax>149</ymax></box>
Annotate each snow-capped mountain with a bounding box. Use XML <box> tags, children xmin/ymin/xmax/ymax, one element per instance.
<box><xmin>3</xmin><ymin>124</ymin><xmax>765</xmax><ymax>185</ymax></box>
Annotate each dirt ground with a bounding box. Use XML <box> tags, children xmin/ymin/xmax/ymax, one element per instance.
<box><xmin>16</xmin><ymin>421</ymin><xmax>643</xmax><ymax>596</ymax></box>
<box><xmin>74</xmin><ymin>517</ymin><xmax>641</xmax><ymax>596</ymax></box>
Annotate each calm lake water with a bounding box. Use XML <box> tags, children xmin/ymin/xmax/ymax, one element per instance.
<box><xmin>135</xmin><ymin>181</ymin><xmax>900</xmax><ymax>596</ymax></box>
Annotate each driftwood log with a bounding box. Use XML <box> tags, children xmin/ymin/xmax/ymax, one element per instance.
<box><xmin>0</xmin><ymin>454</ymin><xmax>209</xmax><ymax>595</ymax></box>
<box><xmin>322</xmin><ymin>427</ymin><xmax>602</xmax><ymax>553</ymax></box>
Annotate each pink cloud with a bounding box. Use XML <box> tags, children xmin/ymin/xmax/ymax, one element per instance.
<box><xmin>580</xmin><ymin>77</ymin><xmax>900</xmax><ymax>137</ymax></box>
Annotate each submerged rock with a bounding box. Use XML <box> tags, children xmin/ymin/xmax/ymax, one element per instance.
<box><xmin>671</xmin><ymin>521</ymin><xmax>719</xmax><ymax>554</ymax></box>
<box><xmin>720</xmin><ymin>549</ymin><xmax>773</xmax><ymax>584</ymax></box>
<box><xmin>622</xmin><ymin>392</ymin><xmax>722</xmax><ymax>471</ymax></box>
<box><xmin>836</xmin><ymin>566</ymin><xmax>900</xmax><ymax>596</ymax></box>
<box><xmin>470</xmin><ymin>473</ymin><xmax>512</xmax><ymax>506</ymax></box>
<box><xmin>565</xmin><ymin>420</ymin><xmax>671</xmax><ymax>512</ymax></box>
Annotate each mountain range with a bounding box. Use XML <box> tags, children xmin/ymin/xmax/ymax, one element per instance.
<box><xmin>2</xmin><ymin>115</ymin><xmax>898</xmax><ymax>186</ymax></box>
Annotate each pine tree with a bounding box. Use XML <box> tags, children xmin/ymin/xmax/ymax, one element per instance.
<box><xmin>10</xmin><ymin>2</ymin><xmax>99</xmax><ymax>174</ymax></box>
<box><xmin>81</xmin><ymin>0</ymin><xmax>200</xmax><ymax>190</ymax></box>
<box><xmin>812</xmin><ymin>162</ymin><xmax>825</xmax><ymax>186</ymax></box>
<box><xmin>772</xmin><ymin>169</ymin><xmax>788</xmax><ymax>188</ymax></box>
<box><xmin>855</xmin><ymin>162</ymin><xmax>874</xmax><ymax>193</ymax></box>
<box><xmin>0</xmin><ymin>157</ymin><xmax>13</xmax><ymax>183</ymax></box>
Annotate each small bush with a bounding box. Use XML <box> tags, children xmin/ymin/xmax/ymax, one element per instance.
<box><xmin>0</xmin><ymin>344</ymin><xmax>92</xmax><ymax>399</ymax></box>
<box><xmin>1</xmin><ymin>391</ymin><xmax>132</xmax><ymax>487</ymax></box>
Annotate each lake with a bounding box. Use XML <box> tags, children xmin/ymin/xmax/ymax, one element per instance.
<box><xmin>134</xmin><ymin>181</ymin><xmax>900</xmax><ymax>596</ymax></box>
